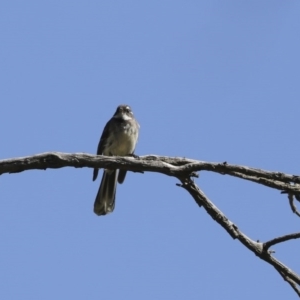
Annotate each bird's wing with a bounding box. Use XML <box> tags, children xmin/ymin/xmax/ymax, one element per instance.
<box><xmin>93</xmin><ymin>119</ymin><xmax>112</xmax><ymax>181</ymax></box>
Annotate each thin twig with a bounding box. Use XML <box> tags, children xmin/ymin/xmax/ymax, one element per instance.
<box><xmin>285</xmin><ymin>278</ymin><xmax>300</xmax><ymax>298</ymax></box>
<box><xmin>275</xmin><ymin>266</ymin><xmax>300</xmax><ymax>297</ymax></box>
<box><xmin>264</xmin><ymin>232</ymin><xmax>300</xmax><ymax>250</ymax></box>
<box><xmin>288</xmin><ymin>194</ymin><xmax>300</xmax><ymax>217</ymax></box>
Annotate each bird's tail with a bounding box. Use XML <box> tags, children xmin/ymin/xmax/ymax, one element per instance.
<box><xmin>94</xmin><ymin>170</ymin><xmax>118</xmax><ymax>216</ymax></box>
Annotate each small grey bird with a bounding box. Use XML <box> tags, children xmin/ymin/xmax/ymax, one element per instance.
<box><xmin>93</xmin><ymin>105</ymin><xmax>139</xmax><ymax>216</ymax></box>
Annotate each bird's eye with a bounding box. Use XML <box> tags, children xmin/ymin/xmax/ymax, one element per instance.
<box><xmin>126</xmin><ymin>107</ymin><xmax>131</xmax><ymax>113</ymax></box>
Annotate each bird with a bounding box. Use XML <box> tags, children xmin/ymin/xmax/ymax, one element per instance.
<box><xmin>93</xmin><ymin>105</ymin><xmax>139</xmax><ymax>216</ymax></box>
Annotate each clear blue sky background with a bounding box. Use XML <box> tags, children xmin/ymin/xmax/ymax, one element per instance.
<box><xmin>1</xmin><ymin>1</ymin><xmax>300</xmax><ymax>299</ymax></box>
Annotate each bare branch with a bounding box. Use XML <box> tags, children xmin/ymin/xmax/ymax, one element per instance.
<box><xmin>1</xmin><ymin>152</ymin><xmax>300</xmax><ymax>295</ymax></box>
<box><xmin>224</xmin><ymin>171</ymin><xmax>293</xmax><ymax>192</ymax></box>
<box><xmin>276</xmin><ymin>267</ymin><xmax>300</xmax><ymax>297</ymax></box>
<box><xmin>285</xmin><ymin>278</ymin><xmax>300</xmax><ymax>297</ymax></box>
<box><xmin>178</xmin><ymin>177</ymin><xmax>300</xmax><ymax>289</ymax></box>
<box><xmin>1</xmin><ymin>152</ymin><xmax>300</xmax><ymax>193</ymax></box>
<box><xmin>264</xmin><ymin>232</ymin><xmax>300</xmax><ymax>250</ymax></box>
<box><xmin>288</xmin><ymin>194</ymin><xmax>300</xmax><ymax>218</ymax></box>
<box><xmin>280</xmin><ymin>192</ymin><xmax>300</xmax><ymax>217</ymax></box>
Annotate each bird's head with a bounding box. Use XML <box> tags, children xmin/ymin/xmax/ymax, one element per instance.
<box><xmin>113</xmin><ymin>105</ymin><xmax>134</xmax><ymax>121</ymax></box>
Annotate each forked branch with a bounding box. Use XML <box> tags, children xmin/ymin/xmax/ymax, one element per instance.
<box><xmin>1</xmin><ymin>152</ymin><xmax>300</xmax><ymax>296</ymax></box>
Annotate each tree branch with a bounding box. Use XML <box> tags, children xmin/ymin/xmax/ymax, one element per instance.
<box><xmin>1</xmin><ymin>152</ymin><xmax>300</xmax><ymax>193</ymax></box>
<box><xmin>264</xmin><ymin>232</ymin><xmax>300</xmax><ymax>250</ymax></box>
<box><xmin>1</xmin><ymin>152</ymin><xmax>300</xmax><ymax>296</ymax></box>
<box><xmin>178</xmin><ymin>177</ymin><xmax>300</xmax><ymax>289</ymax></box>
<box><xmin>276</xmin><ymin>267</ymin><xmax>300</xmax><ymax>297</ymax></box>
<box><xmin>288</xmin><ymin>193</ymin><xmax>300</xmax><ymax>218</ymax></box>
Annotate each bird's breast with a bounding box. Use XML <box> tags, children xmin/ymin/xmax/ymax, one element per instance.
<box><xmin>104</xmin><ymin>120</ymin><xmax>138</xmax><ymax>156</ymax></box>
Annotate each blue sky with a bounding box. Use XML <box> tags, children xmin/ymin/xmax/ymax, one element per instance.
<box><xmin>1</xmin><ymin>1</ymin><xmax>300</xmax><ymax>299</ymax></box>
